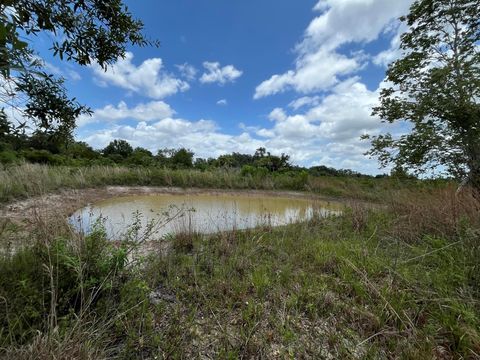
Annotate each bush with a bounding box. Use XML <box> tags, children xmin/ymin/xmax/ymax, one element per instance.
<box><xmin>0</xmin><ymin>150</ymin><xmax>19</xmax><ymax>164</ymax></box>
<box><xmin>0</xmin><ymin>227</ymin><xmax>129</xmax><ymax>346</ymax></box>
<box><xmin>240</xmin><ymin>165</ymin><xmax>255</xmax><ymax>177</ymax></box>
<box><xmin>240</xmin><ymin>165</ymin><xmax>268</xmax><ymax>178</ymax></box>
<box><xmin>22</xmin><ymin>149</ymin><xmax>56</xmax><ymax>165</ymax></box>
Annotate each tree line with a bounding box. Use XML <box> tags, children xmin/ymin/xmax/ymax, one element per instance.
<box><xmin>0</xmin><ymin>134</ymin><xmax>384</xmax><ymax>178</ymax></box>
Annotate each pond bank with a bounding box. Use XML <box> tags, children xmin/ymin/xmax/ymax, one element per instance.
<box><xmin>0</xmin><ymin>186</ymin><xmax>343</xmax><ymax>226</ymax></box>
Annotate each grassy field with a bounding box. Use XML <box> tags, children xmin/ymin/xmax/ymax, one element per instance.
<box><xmin>0</xmin><ymin>163</ymin><xmax>449</xmax><ymax>204</ymax></box>
<box><xmin>0</xmin><ymin>165</ymin><xmax>478</xmax><ymax>359</ymax></box>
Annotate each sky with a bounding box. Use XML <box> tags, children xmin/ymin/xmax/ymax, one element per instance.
<box><xmin>33</xmin><ymin>0</ymin><xmax>415</xmax><ymax>174</ymax></box>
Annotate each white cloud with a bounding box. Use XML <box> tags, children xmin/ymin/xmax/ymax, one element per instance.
<box><xmin>77</xmin><ymin>78</ymin><xmax>401</xmax><ymax>174</ymax></box>
<box><xmin>260</xmin><ymin>78</ymin><xmax>383</xmax><ymax>142</ymax></box>
<box><xmin>268</xmin><ymin>108</ymin><xmax>288</xmax><ymax>122</ymax></box>
<box><xmin>91</xmin><ymin>52</ymin><xmax>190</xmax><ymax>99</ymax></box>
<box><xmin>288</xmin><ymin>96</ymin><xmax>322</xmax><ymax>110</ymax></box>
<box><xmin>254</xmin><ymin>50</ymin><xmax>360</xmax><ymax>98</ymax></box>
<box><xmin>77</xmin><ymin>100</ymin><xmax>175</xmax><ymax>127</ymax></box>
<box><xmin>251</xmin><ymin>78</ymin><xmax>399</xmax><ymax>172</ymax></box>
<box><xmin>32</xmin><ymin>56</ymin><xmax>82</xmax><ymax>81</ymax></box>
<box><xmin>66</xmin><ymin>69</ymin><xmax>82</xmax><ymax>81</ymax></box>
<box><xmin>254</xmin><ymin>0</ymin><xmax>413</xmax><ymax>99</ymax></box>
<box><xmin>175</xmin><ymin>63</ymin><xmax>197</xmax><ymax>80</ymax></box>
<box><xmin>81</xmin><ymin>119</ymin><xmax>263</xmax><ymax>159</ymax></box>
<box><xmin>216</xmin><ymin>99</ymin><xmax>228</xmax><ymax>106</ymax></box>
<box><xmin>200</xmin><ymin>62</ymin><xmax>243</xmax><ymax>85</ymax></box>
<box><xmin>76</xmin><ymin>1</ymin><xmax>418</xmax><ymax>174</ymax></box>
<box><xmin>373</xmin><ymin>22</ymin><xmax>407</xmax><ymax>67</ymax></box>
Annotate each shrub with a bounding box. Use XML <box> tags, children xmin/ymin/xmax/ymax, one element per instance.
<box><xmin>22</xmin><ymin>149</ymin><xmax>56</xmax><ymax>165</ymax></box>
<box><xmin>240</xmin><ymin>165</ymin><xmax>255</xmax><ymax>177</ymax></box>
<box><xmin>0</xmin><ymin>227</ymin><xmax>129</xmax><ymax>346</ymax></box>
<box><xmin>0</xmin><ymin>150</ymin><xmax>18</xmax><ymax>164</ymax></box>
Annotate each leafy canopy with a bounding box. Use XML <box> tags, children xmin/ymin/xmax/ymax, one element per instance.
<box><xmin>1</xmin><ymin>0</ymin><xmax>158</xmax><ymax>76</ymax></box>
<box><xmin>365</xmin><ymin>0</ymin><xmax>480</xmax><ymax>187</ymax></box>
<box><xmin>0</xmin><ymin>0</ymin><xmax>157</xmax><ymax>147</ymax></box>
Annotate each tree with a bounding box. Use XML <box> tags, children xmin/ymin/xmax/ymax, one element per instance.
<box><xmin>170</xmin><ymin>148</ymin><xmax>194</xmax><ymax>168</ymax></box>
<box><xmin>0</xmin><ymin>0</ymin><xmax>157</xmax><ymax>148</ymax></box>
<box><xmin>67</xmin><ymin>141</ymin><xmax>99</xmax><ymax>160</ymax></box>
<box><xmin>103</xmin><ymin>139</ymin><xmax>133</xmax><ymax>158</ymax></box>
<box><xmin>0</xmin><ymin>113</ymin><xmax>12</xmax><ymax>141</ymax></box>
<box><xmin>1</xmin><ymin>0</ymin><xmax>157</xmax><ymax>76</ymax></box>
<box><xmin>17</xmin><ymin>72</ymin><xmax>91</xmax><ymax>146</ymax></box>
<box><xmin>364</xmin><ymin>0</ymin><xmax>480</xmax><ymax>194</ymax></box>
<box><xmin>254</xmin><ymin>147</ymin><xmax>267</xmax><ymax>159</ymax></box>
<box><xmin>127</xmin><ymin>147</ymin><xmax>154</xmax><ymax>166</ymax></box>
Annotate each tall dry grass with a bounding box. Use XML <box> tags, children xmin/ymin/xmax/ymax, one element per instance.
<box><xmin>385</xmin><ymin>185</ymin><xmax>479</xmax><ymax>242</ymax></box>
<box><xmin>0</xmin><ymin>163</ymin><xmax>441</xmax><ymax>204</ymax></box>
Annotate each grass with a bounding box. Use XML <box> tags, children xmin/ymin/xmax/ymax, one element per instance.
<box><xmin>0</xmin><ymin>163</ymin><xmax>450</xmax><ymax>204</ymax></box>
<box><xmin>0</xmin><ymin>165</ymin><xmax>478</xmax><ymax>358</ymax></box>
<box><xmin>138</xmin><ymin>203</ymin><xmax>479</xmax><ymax>358</ymax></box>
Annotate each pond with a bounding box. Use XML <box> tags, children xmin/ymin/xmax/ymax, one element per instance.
<box><xmin>69</xmin><ymin>193</ymin><xmax>343</xmax><ymax>240</ymax></box>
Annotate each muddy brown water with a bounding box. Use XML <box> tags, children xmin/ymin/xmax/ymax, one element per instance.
<box><xmin>69</xmin><ymin>193</ymin><xmax>343</xmax><ymax>240</ymax></box>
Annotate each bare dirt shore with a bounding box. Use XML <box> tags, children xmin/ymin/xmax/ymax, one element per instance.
<box><xmin>0</xmin><ymin>186</ymin><xmax>336</xmax><ymax>225</ymax></box>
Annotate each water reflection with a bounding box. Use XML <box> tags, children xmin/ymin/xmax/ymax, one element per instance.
<box><xmin>69</xmin><ymin>193</ymin><xmax>343</xmax><ymax>240</ymax></box>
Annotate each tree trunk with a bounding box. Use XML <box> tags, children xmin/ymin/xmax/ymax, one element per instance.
<box><xmin>468</xmin><ymin>168</ymin><xmax>480</xmax><ymax>202</ymax></box>
<box><xmin>467</xmin><ymin>144</ymin><xmax>480</xmax><ymax>203</ymax></box>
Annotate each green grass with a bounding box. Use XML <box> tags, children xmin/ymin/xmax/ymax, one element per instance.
<box><xmin>0</xmin><ymin>163</ymin><xmax>449</xmax><ymax>204</ymax></box>
<box><xmin>137</xmin><ymin>212</ymin><xmax>479</xmax><ymax>358</ymax></box>
<box><xmin>0</xmin><ymin>165</ymin><xmax>477</xmax><ymax>358</ymax></box>
<box><xmin>1</xmin><ymin>199</ymin><xmax>478</xmax><ymax>358</ymax></box>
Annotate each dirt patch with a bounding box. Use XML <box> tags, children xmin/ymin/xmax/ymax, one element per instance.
<box><xmin>0</xmin><ymin>186</ymin><xmax>338</xmax><ymax>225</ymax></box>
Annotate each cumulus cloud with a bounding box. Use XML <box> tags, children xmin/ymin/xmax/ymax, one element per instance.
<box><xmin>200</xmin><ymin>62</ymin><xmax>243</xmax><ymax>85</ymax></box>
<box><xmin>373</xmin><ymin>22</ymin><xmax>408</xmax><ymax>67</ymax></box>
<box><xmin>250</xmin><ymin>78</ymin><xmax>398</xmax><ymax>171</ymax></box>
<box><xmin>76</xmin><ymin>1</ymin><xmax>416</xmax><ymax>174</ymax></box>
<box><xmin>254</xmin><ymin>0</ymin><xmax>413</xmax><ymax>99</ymax></box>
<box><xmin>76</xmin><ymin>78</ymin><xmax>399</xmax><ymax>174</ymax></box>
<box><xmin>288</xmin><ymin>96</ymin><xmax>322</xmax><ymax>110</ymax></box>
<box><xmin>258</xmin><ymin>78</ymin><xmax>382</xmax><ymax>142</ymax></box>
<box><xmin>77</xmin><ymin>101</ymin><xmax>175</xmax><ymax>127</ymax></box>
<box><xmin>91</xmin><ymin>52</ymin><xmax>190</xmax><ymax>99</ymax></box>
<box><xmin>80</xmin><ymin>119</ymin><xmax>263</xmax><ymax>159</ymax></box>
<box><xmin>254</xmin><ymin>50</ymin><xmax>360</xmax><ymax>98</ymax></box>
<box><xmin>216</xmin><ymin>99</ymin><xmax>228</xmax><ymax>106</ymax></box>
<box><xmin>175</xmin><ymin>62</ymin><xmax>197</xmax><ymax>80</ymax></box>
<box><xmin>76</xmin><ymin>100</ymin><xmax>258</xmax><ymax>159</ymax></box>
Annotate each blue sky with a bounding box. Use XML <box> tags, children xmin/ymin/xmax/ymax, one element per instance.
<box><xmin>33</xmin><ymin>0</ymin><xmax>414</xmax><ymax>174</ymax></box>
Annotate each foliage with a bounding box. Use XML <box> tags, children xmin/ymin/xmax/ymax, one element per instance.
<box><xmin>103</xmin><ymin>139</ymin><xmax>134</xmax><ymax>159</ymax></box>
<box><xmin>16</xmin><ymin>73</ymin><xmax>91</xmax><ymax>142</ymax></box>
<box><xmin>0</xmin><ymin>0</ymin><xmax>157</xmax><ymax>77</ymax></box>
<box><xmin>0</xmin><ymin>227</ymin><xmax>130</xmax><ymax>346</ymax></box>
<box><xmin>0</xmin><ymin>149</ymin><xmax>17</xmax><ymax>164</ymax></box>
<box><xmin>309</xmin><ymin>165</ymin><xmax>367</xmax><ymax>178</ymax></box>
<box><xmin>365</xmin><ymin>0</ymin><xmax>480</xmax><ymax>191</ymax></box>
<box><xmin>0</xmin><ymin>0</ymin><xmax>158</xmax><ymax>155</ymax></box>
<box><xmin>170</xmin><ymin>148</ymin><xmax>194</xmax><ymax>168</ymax></box>
<box><xmin>65</xmin><ymin>141</ymin><xmax>99</xmax><ymax>160</ymax></box>
<box><xmin>127</xmin><ymin>147</ymin><xmax>155</xmax><ymax>166</ymax></box>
